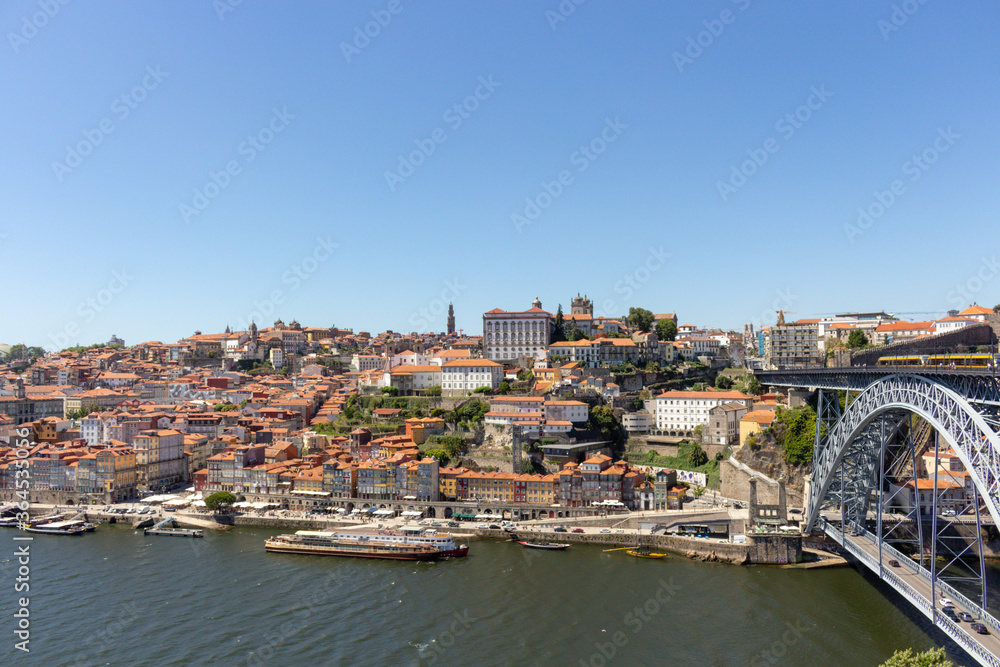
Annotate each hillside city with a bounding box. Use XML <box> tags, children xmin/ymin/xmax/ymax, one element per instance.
<box><xmin>1</xmin><ymin>297</ymin><xmax>998</xmax><ymax>516</ymax></box>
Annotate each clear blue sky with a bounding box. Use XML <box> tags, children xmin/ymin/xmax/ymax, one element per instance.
<box><xmin>3</xmin><ymin>1</ymin><xmax>998</xmax><ymax>350</ymax></box>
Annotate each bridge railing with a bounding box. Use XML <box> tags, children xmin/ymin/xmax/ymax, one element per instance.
<box><xmin>838</xmin><ymin>530</ymin><xmax>1000</xmax><ymax>667</ymax></box>
<box><xmin>839</xmin><ymin>524</ymin><xmax>1000</xmax><ymax>650</ymax></box>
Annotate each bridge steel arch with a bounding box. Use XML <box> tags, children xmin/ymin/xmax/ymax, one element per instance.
<box><xmin>806</xmin><ymin>373</ymin><xmax>1000</xmax><ymax>534</ymax></box>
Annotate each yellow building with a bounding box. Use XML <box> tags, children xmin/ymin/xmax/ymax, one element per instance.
<box><xmin>739</xmin><ymin>410</ymin><xmax>777</xmax><ymax>445</ymax></box>
<box><xmin>97</xmin><ymin>447</ymin><xmax>137</xmax><ymax>502</ymax></box>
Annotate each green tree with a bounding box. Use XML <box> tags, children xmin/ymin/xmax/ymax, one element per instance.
<box><xmin>551</xmin><ymin>305</ymin><xmax>566</xmax><ymax>343</ymax></box>
<box><xmin>776</xmin><ymin>405</ymin><xmax>817</xmax><ymax>465</ymax></box>
<box><xmin>746</xmin><ymin>376</ymin><xmax>762</xmax><ymax>396</ymax></box>
<box><xmin>993</xmin><ymin>303</ymin><xmax>1000</xmax><ymax>313</ymax></box>
<box><xmin>517</xmin><ymin>368</ymin><xmax>534</xmax><ymax>382</ymax></box>
<box><xmin>381</xmin><ymin>386</ymin><xmax>400</xmax><ymax>396</ymax></box>
<box><xmin>497</xmin><ymin>381</ymin><xmax>511</xmax><ymax>394</ymax></box>
<box><xmin>425</xmin><ymin>386</ymin><xmax>442</xmax><ymax>396</ymax></box>
<box><xmin>627</xmin><ymin>307</ymin><xmax>655</xmax><ymax>333</ymax></box>
<box><xmin>847</xmin><ymin>329</ymin><xmax>869</xmax><ymax>349</ymax></box>
<box><xmin>655</xmin><ymin>318</ymin><xmax>678</xmax><ymax>341</ymax></box>
<box><xmin>879</xmin><ymin>647</ymin><xmax>953</xmax><ymax>667</ymax></box>
<box><xmin>715</xmin><ymin>374</ymin><xmax>734</xmax><ymax>390</ymax></box>
<box><xmin>688</xmin><ymin>444</ymin><xmax>708</xmax><ymax>467</ymax></box>
<box><xmin>213</xmin><ymin>402</ymin><xmax>238</xmax><ymax>412</ymax></box>
<box><xmin>587</xmin><ymin>405</ymin><xmax>626</xmax><ymax>452</ymax></box>
<box><xmin>205</xmin><ymin>491</ymin><xmax>236</xmax><ymax>512</ymax></box>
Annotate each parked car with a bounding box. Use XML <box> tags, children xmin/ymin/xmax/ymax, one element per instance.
<box><xmin>958</xmin><ymin>612</ymin><xmax>975</xmax><ymax>623</ymax></box>
<box><xmin>447</xmin><ymin>521</ymin><xmax>459</xmax><ymax>527</ymax></box>
<box><xmin>430</xmin><ymin>522</ymin><xmax>442</xmax><ymax>527</ymax></box>
<box><xmin>165</xmin><ymin>507</ymin><xmax>177</xmax><ymax>512</ymax></box>
<box><xmin>476</xmin><ymin>523</ymin><xmax>488</xmax><ymax>529</ymax></box>
<box><xmin>572</xmin><ymin>528</ymin><xmax>584</xmax><ymax>533</ymax></box>
<box><xmin>553</xmin><ymin>527</ymin><xmax>568</xmax><ymax>533</ymax></box>
<box><xmin>600</xmin><ymin>529</ymin><xmax>611</xmax><ymax>534</ymax></box>
<box><xmin>488</xmin><ymin>524</ymin><xmax>502</xmax><ymax>530</ymax></box>
<box><xmin>942</xmin><ymin>509</ymin><xmax>956</xmax><ymax>517</ymax></box>
<box><xmin>972</xmin><ymin>623</ymin><xmax>989</xmax><ymax>635</ymax></box>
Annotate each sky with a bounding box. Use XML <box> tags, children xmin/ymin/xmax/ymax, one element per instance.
<box><xmin>2</xmin><ymin>1</ymin><xmax>998</xmax><ymax>350</ymax></box>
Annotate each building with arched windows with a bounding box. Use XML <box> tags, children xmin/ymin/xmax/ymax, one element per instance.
<box><xmin>482</xmin><ymin>298</ymin><xmax>554</xmax><ymax>362</ymax></box>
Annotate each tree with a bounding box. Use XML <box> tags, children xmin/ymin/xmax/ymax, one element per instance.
<box><xmin>655</xmin><ymin>318</ymin><xmax>678</xmax><ymax>341</ymax></box>
<box><xmin>213</xmin><ymin>402</ymin><xmax>238</xmax><ymax>412</ymax></box>
<box><xmin>746</xmin><ymin>376</ymin><xmax>763</xmax><ymax>396</ymax></box>
<box><xmin>715</xmin><ymin>374</ymin><xmax>734</xmax><ymax>390</ymax></box>
<box><xmin>994</xmin><ymin>303</ymin><xmax>1000</xmax><ymax>313</ymax></box>
<box><xmin>551</xmin><ymin>305</ymin><xmax>566</xmax><ymax>343</ymax></box>
<box><xmin>627</xmin><ymin>307</ymin><xmax>655</xmax><ymax>333</ymax></box>
<box><xmin>425</xmin><ymin>386</ymin><xmax>442</xmax><ymax>396</ymax></box>
<box><xmin>688</xmin><ymin>445</ymin><xmax>708</xmax><ymax>467</ymax></box>
<box><xmin>381</xmin><ymin>386</ymin><xmax>400</xmax><ymax>396</ymax></box>
<box><xmin>497</xmin><ymin>381</ymin><xmax>511</xmax><ymax>394</ymax></box>
<box><xmin>587</xmin><ymin>405</ymin><xmax>626</xmax><ymax>452</ymax></box>
<box><xmin>879</xmin><ymin>648</ymin><xmax>953</xmax><ymax>667</ymax></box>
<box><xmin>516</xmin><ymin>368</ymin><xmax>534</xmax><ymax>382</ymax></box>
<box><xmin>205</xmin><ymin>491</ymin><xmax>236</xmax><ymax>512</ymax></box>
<box><xmin>847</xmin><ymin>329</ymin><xmax>869</xmax><ymax>349</ymax></box>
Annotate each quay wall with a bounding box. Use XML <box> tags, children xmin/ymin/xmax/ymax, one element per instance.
<box><xmin>478</xmin><ymin>529</ymin><xmax>802</xmax><ymax>565</ymax></box>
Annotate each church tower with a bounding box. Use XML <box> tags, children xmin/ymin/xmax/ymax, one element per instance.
<box><xmin>447</xmin><ymin>303</ymin><xmax>456</xmax><ymax>335</ymax></box>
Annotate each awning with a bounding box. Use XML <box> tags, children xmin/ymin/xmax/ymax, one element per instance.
<box><xmin>401</xmin><ymin>511</ymin><xmax>422</xmax><ymax>517</ymax></box>
<box><xmin>336</xmin><ymin>508</ymin><xmax>348</xmax><ymax>514</ymax></box>
<box><xmin>374</xmin><ymin>509</ymin><xmax>394</xmax><ymax>516</ymax></box>
<box><xmin>191</xmin><ymin>500</ymin><xmax>207</xmax><ymax>507</ymax></box>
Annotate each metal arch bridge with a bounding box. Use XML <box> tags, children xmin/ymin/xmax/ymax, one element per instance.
<box><xmin>758</xmin><ymin>367</ymin><xmax>1000</xmax><ymax>666</ymax></box>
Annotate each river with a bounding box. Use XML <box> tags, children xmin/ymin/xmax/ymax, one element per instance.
<box><xmin>0</xmin><ymin>525</ymin><xmax>979</xmax><ymax>666</ymax></box>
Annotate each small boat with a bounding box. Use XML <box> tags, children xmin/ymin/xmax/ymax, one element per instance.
<box><xmin>626</xmin><ymin>547</ymin><xmax>667</xmax><ymax>559</ymax></box>
<box><xmin>517</xmin><ymin>541</ymin><xmax>570</xmax><ymax>550</ymax></box>
<box><xmin>511</xmin><ymin>536</ymin><xmax>570</xmax><ymax>550</ymax></box>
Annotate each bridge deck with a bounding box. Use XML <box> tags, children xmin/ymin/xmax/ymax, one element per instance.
<box><xmin>824</xmin><ymin>519</ymin><xmax>1000</xmax><ymax>666</ymax></box>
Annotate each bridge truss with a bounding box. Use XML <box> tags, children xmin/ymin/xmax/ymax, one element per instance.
<box><xmin>758</xmin><ymin>368</ymin><xmax>1000</xmax><ymax>665</ymax></box>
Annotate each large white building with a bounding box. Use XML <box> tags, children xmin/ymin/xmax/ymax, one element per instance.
<box><xmin>654</xmin><ymin>390</ymin><xmax>753</xmax><ymax>436</ymax></box>
<box><xmin>483</xmin><ymin>298</ymin><xmax>553</xmax><ymax>362</ymax></box>
<box><xmin>441</xmin><ymin>359</ymin><xmax>503</xmax><ymax>397</ymax></box>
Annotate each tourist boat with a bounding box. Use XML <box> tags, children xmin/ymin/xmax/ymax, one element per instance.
<box><xmin>266</xmin><ymin>528</ymin><xmax>469</xmax><ymax>560</ymax></box>
<box><xmin>23</xmin><ymin>520</ymin><xmax>88</xmax><ymax>535</ymax></box>
<box><xmin>265</xmin><ymin>531</ymin><xmax>443</xmax><ymax>560</ymax></box>
<box><xmin>0</xmin><ymin>517</ymin><xmax>21</xmax><ymax>527</ymax></box>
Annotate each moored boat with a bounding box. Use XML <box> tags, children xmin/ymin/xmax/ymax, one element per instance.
<box><xmin>265</xmin><ymin>532</ymin><xmax>442</xmax><ymax>560</ymax></box>
<box><xmin>23</xmin><ymin>520</ymin><xmax>87</xmax><ymax>535</ymax></box>
<box><xmin>516</xmin><ymin>540</ymin><xmax>570</xmax><ymax>550</ymax></box>
<box><xmin>626</xmin><ymin>547</ymin><xmax>667</xmax><ymax>559</ymax></box>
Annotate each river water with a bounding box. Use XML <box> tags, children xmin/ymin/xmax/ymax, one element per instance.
<box><xmin>0</xmin><ymin>525</ymin><xmax>979</xmax><ymax>666</ymax></box>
